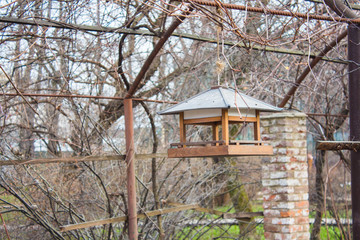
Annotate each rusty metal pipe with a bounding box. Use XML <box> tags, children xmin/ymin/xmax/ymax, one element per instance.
<box><xmin>1</xmin><ymin>92</ymin><xmax>178</xmax><ymax>104</ymax></box>
<box><xmin>188</xmin><ymin>0</ymin><xmax>360</xmax><ymax>24</ymax></box>
<box><xmin>124</xmin><ymin>99</ymin><xmax>137</xmax><ymax>239</ymax></box>
<box><xmin>349</xmin><ymin>24</ymin><xmax>360</xmax><ymax>240</ymax></box>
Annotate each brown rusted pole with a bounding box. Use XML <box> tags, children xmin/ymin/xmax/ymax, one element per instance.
<box><xmin>348</xmin><ymin>23</ymin><xmax>360</xmax><ymax>240</ymax></box>
<box><xmin>124</xmin><ymin>98</ymin><xmax>137</xmax><ymax>240</ymax></box>
<box><xmin>322</xmin><ymin>1</ymin><xmax>360</xmax><ymax>237</ymax></box>
<box><xmin>278</xmin><ymin>30</ymin><xmax>347</xmax><ymax>108</ymax></box>
<box><xmin>188</xmin><ymin>0</ymin><xmax>360</xmax><ymax>24</ymax></box>
<box><xmin>122</xmin><ymin>12</ymin><xmax>192</xmax><ymax>237</ymax></box>
<box><xmin>1</xmin><ymin>92</ymin><xmax>178</xmax><ymax>104</ymax></box>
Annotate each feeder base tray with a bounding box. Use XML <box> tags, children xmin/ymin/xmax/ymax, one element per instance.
<box><xmin>168</xmin><ymin>145</ymin><xmax>273</xmax><ymax>158</ymax></box>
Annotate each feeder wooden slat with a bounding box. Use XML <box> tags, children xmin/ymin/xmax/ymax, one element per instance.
<box><xmin>228</xmin><ymin>116</ymin><xmax>257</xmax><ymax>123</ymax></box>
<box><xmin>229</xmin><ymin>140</ymin><xmax>264</xmax><ymax>145</ymax></box>
<box><xmin>183</xmin><ymin>116</ymin><xmax>257</xmax><ymax>125</ymax></box>
<box><xmin>184</xmin><ymin>117</ymin><xmax>221</xmax><ymax>125</ymax></box>
<box><xmin>170</xmin><ymin>140</ymin><xmax>225</xmax><ymax>148</ymax></box>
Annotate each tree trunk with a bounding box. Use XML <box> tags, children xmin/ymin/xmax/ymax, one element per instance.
<box><xmin>311</xmin><ymin>150</ymin><xmax>326</xmax><ymax>240</ymax></box>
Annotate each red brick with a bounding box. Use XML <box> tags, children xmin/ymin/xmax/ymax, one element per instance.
<box><xmin>264</xmin><ymin>194</ymin><xmax>277</xmax><ymax>201</ymax></box>
<box><xmin>264</xmin><ymin>224</ymin><xmax>282</xmax><ymax>232</ymax></box>
<box><xmin>280</xmin><ymin>209</ymin><xmax>302</xmax><ymax>217</ymax></box>
<box><xmin>295</xmin><ymin>201</ymin><xmax>309</xmax><ymax>209</ymax></box>
<box><xmin>264</xmin><ymin>232</ymin><xmax>272</xmax><ymax>239</ymax></box>
<box><xmin>295</xmin><ymin>217</ymin><xmax>309</xmax><ymax>224</ymax></box>
<box><xmin>294</xmin><ymin>186</ymin><xmax>309</xmax><ymax>193</ymax></box>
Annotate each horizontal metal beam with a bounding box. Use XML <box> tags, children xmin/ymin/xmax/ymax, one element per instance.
<box><xmin>166</xmin><ymin>201</ymin><xmax>225</xmax><ymax>216</ymax></box>
<box><xmin>60</xmin><ymin>204</ymin><xmax>199</xmax><ymax>232</ymax></box>
<box><xmin>189</xmin><ymin>0</ymin><xmax>360</xmax><ymax>23</ymax></box>
<box><xmin>183</xmin><ymin>217</ymin><xmax>352</xmax><ymax>226</ymax></box>
<box><xmin>0</xmin><ymin>17</ymin><xmax>147</xmax><ymax>34</ymax></box>
<box><xmin>0</xmin><ymin>153</ymin><xmax>168</xmax><ymax>166</ymax></box>
<box><xmin>0</xmin><ymin>17</ymin><xmax>346</xmax><ymax>64</ymax></box>
<box><xmin>316</xmin><ymin>141</ymin><xmax>360</xmax><ymax>151</ymax></box>
<box><xmin>223</xmin><ymin>212</ymin><xmax>264</xmax><ymax>219</ymax></box>
<box><xmin>2</xmin><ymin>92</ymin><xmax>178</xmax><ymax>104</ymax></box>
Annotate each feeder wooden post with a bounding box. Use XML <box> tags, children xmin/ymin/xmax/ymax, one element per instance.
<box><xmin>254</xmin><ymin>110</ymin><xmax>261</xmax><ymax>144</ymax></box>
<box><xmin>124</xmin><ymin>98</ymin><xmax>138</xmax><ymax>240</ymax></box>
<box><xmin>179</xmin><ymin>112</ymin><xmax>186</xmax><ymax>145</ymax></box>
<box><xmin>221</xmin><ymin>109</ymin><xmax>229</xmax><ymax>145</ymax></box>
<box><xmin>213</xmin><ymin>124</ymin><xmax>219</xmax><ymax>145</ymax></box>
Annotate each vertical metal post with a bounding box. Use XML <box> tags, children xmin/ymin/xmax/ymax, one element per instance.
<box><xmin>348</xmin><ymin>24</ymin><xmax>360</xmax><ymax>239</ymax></box>
<box><xmin>124</xmin><ymin>98</ymin><xmax>138</xmax><ymax>240</ymax></box>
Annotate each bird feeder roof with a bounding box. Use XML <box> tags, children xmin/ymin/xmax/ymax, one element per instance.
<box><xmin>158</xmin><ymin>86</ymin><xmax>282</xmax><ymax>115</ymax></box>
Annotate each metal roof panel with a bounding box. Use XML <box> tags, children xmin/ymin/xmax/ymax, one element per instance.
<box><xmin>158</xmin><ymin>86</ymin><xmax>282</xmax><ymax>115</ymax></box>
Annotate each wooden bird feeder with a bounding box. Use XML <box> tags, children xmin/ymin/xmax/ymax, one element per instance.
<box><xmin>158</xmin><ymin>86</ymin><xmax>282</xmax><ymax>158</ymax></box>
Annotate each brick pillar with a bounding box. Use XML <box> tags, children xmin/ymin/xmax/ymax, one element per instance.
<box><xmin>261</xmin><ymin>111</ymin><xmax>310</xmax><ymax>240</ymax></box>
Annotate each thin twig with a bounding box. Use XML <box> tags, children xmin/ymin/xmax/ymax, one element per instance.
<box><xmin>0</xmin><ymin>65</ymin><xmax>38</xmax><ymax>115</ymax></box>
<box><xmin>0</xmin><ymin>212</ymin><xmax>11</xmax><ymax>240</ymax></box>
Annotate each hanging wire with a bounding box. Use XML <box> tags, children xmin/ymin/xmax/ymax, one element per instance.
<box><xmin>215</xmin><ymin>6</ymin><xmax>225</xmax><ymax>85</ymax></box>
<box><xmin>221</xmin><ymin>29</ymin><xmax>228</xmax><ymax>87</ymax></box>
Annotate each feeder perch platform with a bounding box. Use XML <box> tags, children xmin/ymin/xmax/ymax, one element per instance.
<box><xmin>168</xmin><ymin>141</ymin><xmax>273</xmax><ymax>158</ymax></box>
